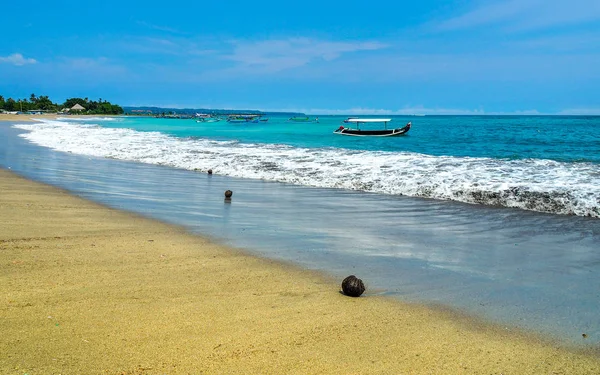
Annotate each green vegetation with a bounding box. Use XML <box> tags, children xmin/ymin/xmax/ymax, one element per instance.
<box><xmin>0</xmin><ymin>94</ymin><xmax>123</xmax><ymax>115</ymax></box>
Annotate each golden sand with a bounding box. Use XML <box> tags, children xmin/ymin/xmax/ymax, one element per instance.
<box><xmin>1</xmin><ymin>168</ymin><xmax>599</xmax><ymax>374</ymax></box>
<box><xmin>0</xmin><ymin>113</ymin><xmax>58</xmax><ymax>122</ymax></box>
<box><xmin>0</xmin><ymin>113</ymin><xmax>120</xmax><ymax>122</ymax></box>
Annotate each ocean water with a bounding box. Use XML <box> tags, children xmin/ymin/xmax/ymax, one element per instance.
<box><xmin>12</xmin><ymin>115</ymin><xmax>600</xmax><ymax>217</ymax></box>
<box><xmin>2</xmin><ymin>116</ymin><xmax>600</xmax><ymax>348</ymax></box>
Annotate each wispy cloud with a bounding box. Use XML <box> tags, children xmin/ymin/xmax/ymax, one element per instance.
<box><xmin>506</xmin><ymin>32</ymin><xmax>600</xmax><ymax>52</ymax></box>
<box><xmin>436</xmin><ymin>0</ymin><xmax>600</xmax><ymax>32</ymax></box>
<box><xmin>128</xmin><ymin>37</ymin><xmax>182</xmax><ymax>55</ymax></box>
<box><xmin>259</xmin><ymin>106</ymin><xmax>555</xmax><ymax>115</ymax></box>
<box><xmin>436</xmin><ymin>0</ymin><xmax>535</xmax><ymax>31</ymax></box>
<box><xmin>558</xmin><ymin>107</ymin><xmax>600</xmax><ymax>115</ymax></box>
<box><xmin>224</xmin><ymin>38</ymin><xmax>387</xmax><ymax>73</ymax></box>
<box><xmin>65</xmin><ymin>57</ymin><xmax>105</xmax><ymax>69</ymax></box>
<box><xmin>0</xmin><ymin>53</ymin><xmax>37</xmax><ymax>66</ymax></box>
<box><xmin>261</xmin><ymin>106</ymin><xmax>489</xmax><ymax>116</ymax></box>
<box><xmin>136</xmin><ymin>20</ymin><xmax>183</xmax><ymax>34</ymax></box>
<box><xmin>117</xmin><ymin>36</ymin><xmax>220</xmax><ymax>58</ymax></box>
<box><xmin>56</xmin><ymin>57</ymin><xmax>128</xmax><ymax>78</ymax></box>
<box><xmin>309</xmin><ymin>51</ymin><xmax>600</xmax><ymax>83</ymax></box>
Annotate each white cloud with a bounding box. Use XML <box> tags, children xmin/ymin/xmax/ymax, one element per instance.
<box><xmin>0</xmin><ymin>53</ymin><xmax>37</xmax><ymax>66</ymax></box>
<box><xmin>136</xmin><ymin>20</ymin><xmax>182</xmax><ymax>34</ymax></box>
<box><xmin>557</xmin><ymin>108</ymin><xmax>600</xmax><ymax>115</ymax></box>
<box><xmin>437</xmin><ymin>0</ymin><xmax>535</xmax><ymax>31</ymax></box>
<box><xmin>507</xmin><ymin>33</ymin><xmax>600</xmax><ymax>52</ymax></box>
<box><xmin>53</xmin><ymin>57</ymin><xmax>128</xmax><ymax>80</ymax></box>
<box><xmin>436</xmin><ymin>0</ymin><xmax>600</xmax><ymax>32</ymax></box>
<box><xmin>276</xmin><ymin>107</ymin><xmax>600</xmax><ymax>115</ymax></box>
<box><xmin>67</xmin><ymin>57</ymin><xmax>108</xmax><ymax>69</ymax></box>
<box><xmin>260</xmin><ymin>106</ymin><xmax>489</xmax><ymax>115</ymax></box>
<box><xmin>117</xmin><ymin>36</ymin><xmax>219</xmax><ymax>58</ymax></box>
<box><xmin>225</xmin><ymin>38</ymin><xmax>387</xmax><ymax>73</ymax></box>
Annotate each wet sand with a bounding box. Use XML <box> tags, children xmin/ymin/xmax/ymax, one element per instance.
<box><xmin>2</xmin><ymin>168</ymin><xmax>600</xmax><ymax>374</ymax></box>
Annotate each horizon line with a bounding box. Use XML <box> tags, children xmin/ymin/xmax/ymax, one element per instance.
<box><xmin>122</xmin><ymin>105</ymin><xmax>600</xmax><ymax>116</ymax></box>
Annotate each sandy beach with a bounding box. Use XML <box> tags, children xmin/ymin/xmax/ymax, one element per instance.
<box><xmin>0</xmin><ymin>114</ymin><xmax>56</xmax><ymax>122</ymax></box>
<box><xmin>1</xmin><ymin>167</ymin><xmax>599</xmax><ymax>374</ymax></box>
<box><xmin>0</xmin><ymin>113</ymin><xmax>117</xmax><ymax>122</ymax></box>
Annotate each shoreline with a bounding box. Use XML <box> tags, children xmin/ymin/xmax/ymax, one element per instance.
<box><xmin>0</xmin><ymin>113</ymin><xmax>119</xmax><ymax>122</ymax></box>
<box><xmin>2</xmin><ymin>167</ymin><xmax>600</xmax><ymax>374</ymax></box>
<box><xmin>0</xmin><ymin>113</ymin><xmax>57</xmax><ymax>122</ymax></box>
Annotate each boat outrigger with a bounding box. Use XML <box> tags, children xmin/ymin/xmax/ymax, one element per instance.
<box><xmin>288</xmin><ymin>116</ymin><xmax>319</xmax><ymax>123</ymax></box>
<box><xmin>195</xmin><ymin>113</ymin><xmax>222</xmax><ymax>123</ymax></box>
<box><xmin>226</xmin><ymin>114</ymin><xmax>262</xmax><ymax>123</ymax></box>
<box><xmin>334</xmin><ymin>118</ymin><xmax>411</xmax><ymax>137</ymax></box>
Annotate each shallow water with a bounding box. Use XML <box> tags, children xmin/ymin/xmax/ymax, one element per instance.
<box><xmin>13</xmin><ymin>115</ymin><xmax>600</xmax><ymax>218</ymax></box>
<box><xmin>2</xmin><ymin>122</ymin><xmax>599</xmax><ymax>347</ymax></box>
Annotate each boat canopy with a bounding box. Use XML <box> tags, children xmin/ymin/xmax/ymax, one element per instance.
<box><xmin>345</xmin><ymin>118</ymin><xmax>392</xmax><ymax>123</ymax></box>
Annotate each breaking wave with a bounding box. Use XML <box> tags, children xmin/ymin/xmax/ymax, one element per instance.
<box><xmin>14</xmin><ymin>119</ymin><xmax>600</xmax><ymax>218</ymax></box>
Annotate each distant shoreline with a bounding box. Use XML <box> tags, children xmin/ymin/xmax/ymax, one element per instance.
<box><xmin>3</xmin><ymin>113</ymin><xmax>599</xmax><ymax>124</ymax></box>
<box><xmin>0</xmin><ymin>113</ymin><xmax>121</xmax><ymax>122</ymax></box>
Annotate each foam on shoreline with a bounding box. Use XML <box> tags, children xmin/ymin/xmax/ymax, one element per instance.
<box><xmin>12</xmin><ymin>117</ymin><xmax>600</xmax><ymax>218</ymax></box>
<box><xmin>3</xmin><ymin>119</ymin><xmax>600</xmax><ymax>348</ymax></box>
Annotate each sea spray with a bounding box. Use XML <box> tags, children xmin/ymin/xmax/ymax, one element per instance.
<box><xmin>14</xmin><ymin>118</ymin><xmax>600</xmax><ymax>218</ymax></box>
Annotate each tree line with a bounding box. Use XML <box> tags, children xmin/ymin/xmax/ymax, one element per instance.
<box><xmin>0</xmin><ymin>94</ymin><xmax>124</xmax><ymax>115</ymax></box>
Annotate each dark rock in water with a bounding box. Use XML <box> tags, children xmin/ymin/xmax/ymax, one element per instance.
<box><xmin>208</xmin><ymin>169</ymin><xmax>213</xmax><ymax>175</ymax></box>
<box><xmin>224</xmin><ymin>190</ymin><xmax>233</xmax><ymax>198</ymax></box>
<box><xmin>341</xmin><ymin>275</ymin><xmax>365</xmax><ymax>297</ymax></box>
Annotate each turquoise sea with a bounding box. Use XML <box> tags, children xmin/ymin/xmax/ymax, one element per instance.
<box><xmin>12</xmin><ymin>115</ymin><xmax>600</xmax><ymax>217</ymax></box>
<box><xmin>2</xmin><ymin>115</ymin><xmax>599</xmax><ymax>348</ymax></box>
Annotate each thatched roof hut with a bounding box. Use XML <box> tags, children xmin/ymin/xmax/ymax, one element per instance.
<box><xmin>70</xmin><ymin>103</ymin><xmax>85</xmax><ymax>111</ymax></box>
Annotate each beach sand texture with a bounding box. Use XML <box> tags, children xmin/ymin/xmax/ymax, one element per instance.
<box><xmin>0</xmin><ymin>114</ymin><xmax>59</xmax><ymax>122</ymax></box>
<box><xmin>2</xmin><ymin>168</ymin><xmax>599</xmax><ymax>374</ymax></box>
<box><xmin>0</xmin><ymin>113</ymin><xmax>114</xmax><ymax>122</ymax></box>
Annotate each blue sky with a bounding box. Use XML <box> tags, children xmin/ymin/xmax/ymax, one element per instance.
<box><xmin>1</xmin><ymin>0</ymin><xmax>599</xmax><ymax>114</ymax></box>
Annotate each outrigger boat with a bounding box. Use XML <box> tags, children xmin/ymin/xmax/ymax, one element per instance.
<box><xmin>334</xmin><ymin>118</ymin><xmax>411</xmax><ymax>137</ymax></box>
<box><xmin>195</xmin><ymin>113</ymin><xmax>222</xmax><ymax>123</ymax></box>
<box><xmin>226</xmin><ymin>114</ymin><xmax>262</xmax><ymax>123</ymax></box>
<box><xmin>288</xmin><ymin>116</ymin><xmax>319</xmax><ymax>123</ymax></box>
<box><xmin>196</xmin><ymin>117</ymin><xmax>222</xmax><ymax>123</ymax></box>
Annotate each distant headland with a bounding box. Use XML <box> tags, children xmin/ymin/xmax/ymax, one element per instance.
<box><xmin>123</xmin><ymin>106</ymin><xmax>305</xmax><ymax>118</ymax></box>
<box><xmin>0</xmin><ymin>94</ymin><xmax>303</xmax><ymax>118</ymax></box>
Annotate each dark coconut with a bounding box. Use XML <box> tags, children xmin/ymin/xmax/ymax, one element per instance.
<box><xmin>341</xmin><ymin>275</ymin><xmax>365</xmax><ymax>297</ymax></box>
<box><xmin>224</xmin><ymin>190</ymin><xmax>233</xmax><ymax>198</ymax></box>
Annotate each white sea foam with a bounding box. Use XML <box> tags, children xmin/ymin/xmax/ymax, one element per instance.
<box><xmin>14</xmin><ymin>119</ymin><xmax>600</xmax><ymax>218</ymax></box>
<box><xmin>55</xmin><ymin>116</ymin><xmax>121</xmax><ymax>122</ymax></box>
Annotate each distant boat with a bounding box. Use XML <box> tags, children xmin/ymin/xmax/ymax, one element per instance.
<box><xmin>227</xmin><ymin>114</ymin><xmax>262</xmax><ymax>123</ymax></box>
<box><xmin>196</xmin><ymin>117</ymin><xmax>221</xmax><ymax>123</ymax></box>
<box><xmin>334</xmin><ymin>118</ymin><xmax>411</xmax><ymax>137</ymax></box>
<box><xmin>288</xmin><ymin>116</ymin><xmax>319</xmax><ymax>123</ymax></box>
<box><xmin>195</xmin><ymin>113</ymin><xmax>221</xmax><ymax>123</ymax></box>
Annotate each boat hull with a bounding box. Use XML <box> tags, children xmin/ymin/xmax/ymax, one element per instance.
<box><xmin>288</xmin><ymin>117</ymin><xmax>318</xmax><ymax>123</ymax></box>
<box><xmin>334</xmin><ymin>123</ymin><xmax>411</xmax><ymax>137</ymax></box>
<box><xmin>196</xmin><ymin>118</ymin><xmax>221</xmax><ymax>123</ymax></box>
